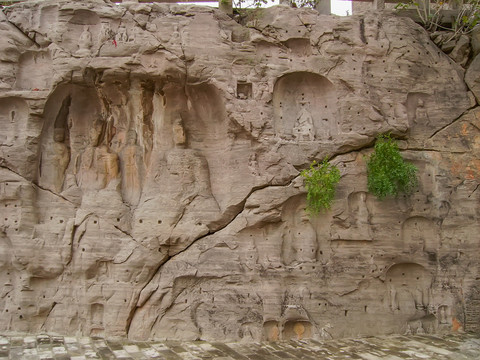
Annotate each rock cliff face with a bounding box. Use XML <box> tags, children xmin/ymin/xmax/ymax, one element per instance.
<box><xmin>0</xmin><ymin>0</ymin><xmax>479</xmax><ymax>341</ymax></box>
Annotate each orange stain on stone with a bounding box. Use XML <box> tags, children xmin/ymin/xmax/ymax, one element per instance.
<box><xmin>452</xmin><ymin>317</ymin><xmax>462</xmax><ymax>332</ymax></box>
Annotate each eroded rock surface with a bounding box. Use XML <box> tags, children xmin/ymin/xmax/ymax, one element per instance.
<box><xmin>0</xmin><ymin>0</ymin><xmax>479</xmax><ymax>341</ymax></box>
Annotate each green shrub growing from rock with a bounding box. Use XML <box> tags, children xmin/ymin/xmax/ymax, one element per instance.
<box><xmin>300</xmin><ymin>158</ymin><xmax>340</xmax><ymax>215</ymax></box>
<box><xmin>366</xmin><ymin>134</ymin><xmax>418</xmax><ymax>199</ymax></box>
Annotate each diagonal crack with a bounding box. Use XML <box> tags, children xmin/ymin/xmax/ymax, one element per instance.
<box><xmin>2</xmin><ymin>8</ymin><xmax>40</xmax><ymax>47</ymax></box>
<box><xmin>112</xmin><ymin>223</ymin><xmax>153</xmax><ymax>252</ymax></box>
<box><xmin>126</xmin><ymin>175</ymin><xmax>299</xmax><ymax>331</ymax></box>
<box><xmin>468</xmin><ymin>183</ymin><xmax>480</xmax><ymax>198</ymax></box>
<box><xmin>296</xmin><ymin>14</ymin><xmax>312</xmax><ymax>32</ymax></box>
<box><xmin>41</xmin><ymin>301</ymin><xmax>57</xmax><ymax>331</ymax></box>
<box><xmin>0</xmin><ymin>164</ymin><xmax>76</xmax><ymax>205</ymax></box>
<box><xmin>428</xmin><ymin>108</ymin><xmax>472</xmax><ymax>140</ymax></box>
<box><xmin>124</xmin><ymin>258</ymin><xmax>166</xmax><ymax>335</ymax></box>
<box><xmin>163</xmin><ymin>177</ymin><xmax>297</xmax><ymax>264</ymax></box>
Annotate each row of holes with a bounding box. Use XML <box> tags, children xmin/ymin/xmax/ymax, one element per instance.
<box><xmin>137</xmin><ymin>219</ymin><xmax>162</xmax><ymax>224</ymax></box>
<box><xmin>39</xmin><ymin>218</ymin><xmax>166</xmax><ymax>225</ymax></box>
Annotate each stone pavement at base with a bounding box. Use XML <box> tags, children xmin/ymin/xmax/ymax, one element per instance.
<box><xmin>0</xmin><ymin>333</ymin><xmax>479</xmax><ymax>360</ymax></box>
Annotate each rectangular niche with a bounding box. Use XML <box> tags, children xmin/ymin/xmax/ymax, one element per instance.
<box><xmin>237</xmin><ymin>82</ymin><xmax>252</xmax><ymax>99</ymax></box>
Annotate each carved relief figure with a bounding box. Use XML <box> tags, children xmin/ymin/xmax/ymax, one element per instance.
<box><xmin>75</xmin><ymin>125</ymin><xmax>101</xmax><ymax>189</ymax></box>
<box><xmin>406</xmin><ymin>93</ymin><xmax>431</xmax><ymax>127</ymax></box>
<box><xmin>90</xmin><ymin>303</ymin><xmax>104</xmax><ymax>334</ymax></box>
<box><xmin>99</xmin><ymin>22</ymin><xmax>113</xmax><ymax>43</ymax></box>
<box><xmin>280</xmin><ymin>287</ymin><xmax>313</xmax><ymax>340</ymax></box>
<box><xmin>293</xmin><ymin>101</ymin><xmax>315</xmax><ymax>141</ymax></box>
<box><xmin>39</xmin><ymin>95</ymin><xmax>73</xmax><ymax>193</ymax></box>
<box><xmin>39</xmin><ymin>129</ymin><xmax>70</xmax><ymax>193</ymax></box>
<box><xmin>170</xmin><ymin>25</ymin><xmax>181</xmax><ymax>44</ymax></box>
<box><xmin>75</xmin><ymin>122</ymin><xmax>119</xmax><ymax>191</ymax></box>
<box><xmin>263</xmin><ymin>321</ymin><xmax>280</xmax><ymax>341</ymax></box>
<box><xmin>415</xmin><ymin>99</ymin><xmax>430</xmax><ymax>125</ymax></box>
<box><xmin>96</xmin><ymin>144</ymin><xmax>119</xmax><ymax>188</ymax></box>
<box><xmin>76</xmin><ymin>26</ymin><xmax>93</xmax><ymax>56</ymax></box>
<box><xmin>248</xmin><ymin>153</ymin><xmax>259</xmax><ymax>176</ymax></box>
<box><xmin>116</xmin><ymin>25</ymin><xmax>128</xmax><ymax>43</ymax></box>
<box><xmin>273</xmin><ymin>73</ymin><xmax>336</xmax><ymax>141</ymax></box>
<box><xmin>401</xmin><ymin>217</ymin><xmax>439</xmax><ymax>253</ymax></box>
<box><xmin>120</xmin><ymin>130</ymin><xmax>143</xmax><ymax>205</ymax></box>
<box><xmin>438</xmin><ymin>305</ymin><xmax>448</xmax><ymax>324</ymax></box>
<box><xmin>386</xmin><ymin>263</ymin><xmax>432</xmax><ymax>317</ymax></box>
<box><xmin>172</xmin><ymin>117</ymin><xmax>186</xmax><ymax>146</ymax></box>
<box><xmin>331</xmin><ymin>192</ymin><xmax>373</xmax><ymax>241</ymax></box>
<box><xmin>51</xmin><ymin>129</ymin><xmax>70</xmax><ymax>192</ymax></box>
<box><xmin>165</xmin><ymin>117</ymin><xmax>217</xmax><ymax>211</ymax></box>
<box><xmin>282</xmin><ymin>205</ymin><xmax>318</xmax><ymax>265</ymax></box>
<box><xmin>138</xmin><ymin>114</ymin><xmax>220</xmax><ymax>250</ymax></box>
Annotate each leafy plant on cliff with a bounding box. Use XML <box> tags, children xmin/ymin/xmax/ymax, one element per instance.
<box><xmin>395</xmin><ymin>0</ymin><xmax>480</xmax><ymax>40</ymax></box>
<box><xmin>300</xmin><ymin>158</ymin><xmax>340</xmax><ymax>215</ymax></box>
<box><xmin>233</xmin><ymin>0</ymin><xmax>316</xmax><ymax>10</ymax></box>
<box><xmin>366</xmin><ymin>134</ymin><xmax>418</xmax><ymax>200</ymax></box>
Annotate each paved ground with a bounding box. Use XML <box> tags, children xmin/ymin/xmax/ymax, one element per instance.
<box><xmin>0</xmin><ymin>333</ymin><xmax>479</xmax><ymax>359</ymax></box>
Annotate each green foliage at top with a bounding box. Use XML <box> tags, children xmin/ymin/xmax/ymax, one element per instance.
<box><xmin>300</xmin><ymin>158</ymin><xmax>341</xmax><ymax>216</ymax></box>
<box><xmin>234</xmin><ymin>0</ymin><xmax>316</xmax><ymax>10</ymax></box>
<box><xmin>395</xmin><ymin>0</ymin><xmax>479</xmax><ymax>40</ymax></box>
<box><xmin>366</xmin><ymin>134</ymin><xmax>418</xmax><ymax>200</ymax></box>
<box><xmin>0</xmin><ymin>0</ymin><xmax>22</xmax><ymax>6</ymax></box>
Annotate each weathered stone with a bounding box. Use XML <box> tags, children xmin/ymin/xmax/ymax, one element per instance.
<box><xmin>441</xmin><ymin>38</ymin><xmax>457</xmax><ymax>53</ymax></box>
<box><xmin>448</xmin><ymin>34</ymin><xmax>470</xmax><ymax>67</ymax></box>
<box><xmin>466</xmin><ymin>53</ymin><xmax>480</xmax><ymax>103</ymax></box>
<box><xmin>472</xmin><ymin>25</ymin><xmax>480</xmax><ymax>57</ymax></box>
<box><xmin>0</xmin><ymin>0</ymin><xmax>478</xmax><ymax>343</ymax></box>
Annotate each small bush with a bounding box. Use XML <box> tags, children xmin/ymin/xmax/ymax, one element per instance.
<box><xmin>395</xmin><ymin>0</ymin><xmax>480</xmax><ymax>39</ymax></box>
<box><xmin>300</xmin><ymin>158</ymin><xmax>341</xmax><ymax>215</ymax></box>
<box><xmin>366</xmin><ymin>134</ymin><xmax>418</xmax><ymax>199</ymax></box>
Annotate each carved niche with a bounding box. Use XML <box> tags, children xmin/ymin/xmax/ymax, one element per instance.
<box><xmin>273</xmin><ymin>72</ymin><xmax>338</xmax><ymax>142</ymax></box>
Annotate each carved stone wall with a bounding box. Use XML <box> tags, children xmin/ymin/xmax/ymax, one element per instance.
<box><xmin>0</xmin><ymin>0</ymin><xmax>479</xmax><ymax>341</ymax></box>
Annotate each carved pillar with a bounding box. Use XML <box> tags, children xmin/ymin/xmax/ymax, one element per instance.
<box><xmin>315</xmin><ymin>0</ymin><xmax>331</xmax><ymax>15</ymax></box>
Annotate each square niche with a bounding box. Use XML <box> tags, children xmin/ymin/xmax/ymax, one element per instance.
<box><xmin>237</xmin><ymin>82</ymin><xmax>252</xmax><ymax>99</ymax></box>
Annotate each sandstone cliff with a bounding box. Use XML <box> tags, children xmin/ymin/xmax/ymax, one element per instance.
<box><xmin>0</xmin><ymin>0</ymin><xmax>479</xmax><ymax>341</ymax></box>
